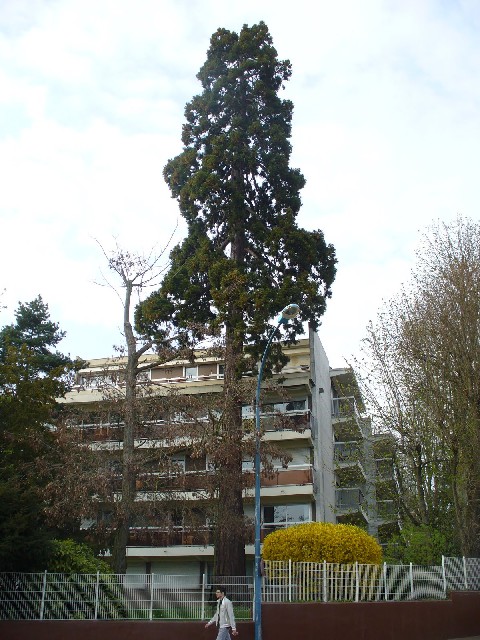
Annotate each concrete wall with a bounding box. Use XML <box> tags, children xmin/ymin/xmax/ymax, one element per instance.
<box><xmin>309</xmin><ymin>328</ymin><xmax>336</xmax><ymax>523</ymax></box>
<box><xmin>263</xmin><ymin>591</ymin><xmax>480</xmax><ymax>640</ymax></box>
<box><xmin>0</xmin><ymin>620</ymin><xmax>250</xmax><ymax>640</ymax></box>
<box><xmin>3</xmin><ymin>591</ymin><xmax>478</xmax><ymax>640</ymax></box>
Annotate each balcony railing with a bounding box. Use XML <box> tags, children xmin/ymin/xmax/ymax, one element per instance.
<box><xmin>331</xmin><ymin>396</ymin><xmax>360</xmax><ymax>419</ymax></box>
<box><xmin>247</xmin><ymin>465</ymin><xmax>313</xmax><ymax>488</ymax></box>
<box><xmin>243</xmin><ymin>409</ymin><xmax>311</xmax><ymax>433</ymax></box>
<box><xmin>128</xmin><ymin>520</ymin><xmax>314</xmax><ymax>548</ymax></box>
<box><xmin>334</xmin><ymin>441</ymin><xmax>362</xmax><ymax>464</ymax></box>
<box><xmin>375</xmin><ymin>458</ymin><xmax>394</xmax><ymax>480</ymax></box>
<box><xmin>128</xmin><ymin>527</ymin><xmax>212</xmax><ymax>547</ymax></box>
<box><xmin>150</xmin><ymin>373</ymin><xmax>224</xmax><ymax>384</ymax></box>
<box><xmin>335</xmin><ymin>487</ymin><xmax>365</xmax><ymax>511</ymax></box>
<box><xmin>72</xmin><ymin>372</ymin><xmax>225</xmax><ymax>391</ymax></box>
<box><xmin>127</xmin><ymin>465</ymin><xmax>314</xmax><ymax>493</ymax></box>
<box><xmin>377</xmin><ymin>499</ymin><xmax>396</xmax><ymax>521</ymax></box>
<box><xmin>74</xmin><ymin>410</ymin><xmax>312</xmax><ymax>443</ymax></box>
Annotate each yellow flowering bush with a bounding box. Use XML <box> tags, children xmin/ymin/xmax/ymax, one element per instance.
<box><xmin>262</xmin><ymin>522</ymin><xmax>382</xmax><ymax>564</ymax></box>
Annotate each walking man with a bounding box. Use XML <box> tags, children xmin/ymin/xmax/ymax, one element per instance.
<box><xmin>205</xmin><ymin>586</ymin><xmax>238</xmax><ymax>639</ymax></box>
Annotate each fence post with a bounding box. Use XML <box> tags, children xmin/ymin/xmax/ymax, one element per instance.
<box><xmin>463</xmin><ymin>556</ymin><xmax>468</xmax><ymax>590</ymax></box>
<box><xmin>383</xmin><ymin>562</ymin><xmax>388</xmax><ymax>601</ymax></box>
<box><xmin>288</xmin><ymin>559</ymin><xmax>292</xmax><ymax>602</ymax></box>
<box><xmin>355</xmin><ymin>562</ymin><xmax>359</xmax><ymax>602</ymax></box>
<box><xmin>149</xmin><ymin>573</ymin><xmax>154</xmax><ymax>621</ymax></box>
<box><xmin>409</xmin><ymin>563</ymin><xmax>414</xmax><ymax>599</ymax></box>
<box><xmin>201</xmin><ymin>573</ymin><xmax>206</xmax><ymax>620</ymax></box>
<box><xmin>94</xmin><ymin>571</ymin><xmax>100</xmax><ymax>620</ymax></box>
<box><xmin>322</xmin><ymin>561</ymin><xmax>327</xmax><ymax>603</ymax></box>
<box><xmin>441</xmin><ymin>556</ymin><xmax>447</xmax><ymax>597</ymax></box>
<box><xmin>39</xmin><ymin>570</ymin><xmax>47</xmax><ymax>620</ymax></box>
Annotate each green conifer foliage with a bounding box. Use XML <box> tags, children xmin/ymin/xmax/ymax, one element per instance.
<box><xmin>137</xmin><ymin>22</ymin><xmax>336</xmax><ymax>575</ymax></box>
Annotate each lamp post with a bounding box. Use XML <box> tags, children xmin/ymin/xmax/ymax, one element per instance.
<box><xmin>254</xmin><ymin>304</ymin><xmax>300</xmax><ymax>640</ymax></box>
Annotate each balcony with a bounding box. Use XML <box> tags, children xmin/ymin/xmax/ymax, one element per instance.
<box><xmin>243</xmin><ymin>409</ymin><xmax>311</xmax><ymax>432</ymax></box>
<box><xmin>76</xmin><ymin>423</ymin><xmax>124</xmax><ymax>443</ymax></box>
<box><xmin>375</xmin><ymin>458</ymin><xmax>394</xmax><ymax>480</ymax></box>
<box><xmin>134</xmin><ymin>471</ymin><xmax>211</xmax><ymax>492</ymax></box>
<box><xmin>256</xmin><ymin>466</ymin><xmax>313</xmax><ymax>488</ymax></box>
<box><xmin>335</xmin><ymin>487</ymin><xmax>365</xmax><ymax>512</ymax></box>
<box><xmin>75</xmin><ymin>410</ymin><xmax>312</xmax><ymax>445</ymax></box>
<box><xmin>331</xmin><ymin>397</ymin><xmax>367</xmax><ymax>439</ymax></box>
<box><xmin>128</xmin><ymin>527</ymin><xmax>212</xmax><ymax>547</ymax></box>
<box><xmin>334</xmin><ymin>441</ymin><xmax>362</xmax><ymax>465</ymax></box>
<box><xmin>377</xmin><ymin>499</ymin><xmax>397</xmax><ymax>522</ymax></box>
<box><xmin>75</xmin><ymin>420</ymin><xmax>206</xmax><ymax>445</ymax></box>
<box><xmin>131</xmin><ymin>465</ymin><xmax>313</xmax><ymax>494</ymax></box>
<box><xmin>331</xmin><ymin>397</ymin><xmax>361</xmax><ymax>419</ymax></box>
<box><xmin>128</xmin><ymin>520</ymin><xmax>313</xmax><ymax>548</ymax></box>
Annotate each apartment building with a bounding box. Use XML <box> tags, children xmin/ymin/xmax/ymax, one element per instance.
<box><xmin>61</xmin><ymin>328</ymin><xmax>394</xmax><ymax>578</ymax></box>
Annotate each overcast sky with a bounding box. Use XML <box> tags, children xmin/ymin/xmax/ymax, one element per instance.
<box><xmin>1</xmin><ymin>0</ymin><xmax>479</xmax><ymax>366</ymax></box>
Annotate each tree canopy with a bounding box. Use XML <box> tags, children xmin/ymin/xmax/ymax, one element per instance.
<box><xmin>0</xmin><ymin>296</ymin><xmax>77</xmax><ymax>383</ymax></box>
<box><xmin>0</xmin><ymin>297</ymin><xmax>82</xmax><ymax>571</ymax></box>
<box><xmin>357</xmin><ymin>216</ymin><xmax>480</xmax><ymax>556</ymax></box>
<box><xmin>137</xmin><ymin>21</ymin><xmax>336</xmax><ymax>357</ymax></box>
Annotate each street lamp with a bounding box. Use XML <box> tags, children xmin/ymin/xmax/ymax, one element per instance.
<box><xmin>254</xmin><ymin>304</ymin><xmax>300</xmax><ymax>640</ymax></box>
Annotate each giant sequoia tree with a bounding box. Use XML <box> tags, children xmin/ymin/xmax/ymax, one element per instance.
<box><xmin>137</xmin><ymin>22</ymin><xmax>336</xmax><ymax>575</ymax></box>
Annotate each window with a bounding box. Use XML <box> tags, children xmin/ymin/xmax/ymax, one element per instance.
<box><xmin>285</xmin><ymin>399</ymin><xmax>306</xmax><ymax>412</ymax></box>
<box><xmin>184</xmin><ymin>366</ymin><xmax>198</xmax><ymax>380</ymax></box>
<box><xmin>261</xmin><ymin>399</ymin><xmax>307</xmax><ymax>414</ymax></box>
<box><xmin>263</xmin><ymin>504</ymin><xmax>311</xmax><ymax>526</ymax></box>
<box><xmin>170</xmin><ymin>454</ymin><xmax>186</xmax><ymax>473</ymax></box>
<box><xmin>242</xmin><ymin>458</ymin><xmax>254</xmax><ymax>471</ymax></box>
<box><xmin>218</xmin><ymin>364</ymin><xmax>224</xmax><ymax>378</ymax></box>
<box><xmin>137</xmin><ymin>371</ymin><xmax>149</xmax><ymax>383</ymax></box>
<box><xmin>242</xmin><ymin>404</ymin><xmax>254</xmax><ymax>417</ymax></box>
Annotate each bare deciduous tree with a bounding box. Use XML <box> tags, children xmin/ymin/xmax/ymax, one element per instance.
<box><xmin>356</xmin><ymin>217</ymin><xmax>480</xmax><ymax>555</ymax></box>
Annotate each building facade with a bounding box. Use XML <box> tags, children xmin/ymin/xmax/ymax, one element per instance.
<box><xmin>61</xmin><ymin>329</ymin><xmax>394</xmax><ymax>578</ymax></box>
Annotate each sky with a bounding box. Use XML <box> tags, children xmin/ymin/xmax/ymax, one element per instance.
<box><xmin>1</xmin><ymin>0</ymin><xmax>479</xmax><ymax>366</ymax></box>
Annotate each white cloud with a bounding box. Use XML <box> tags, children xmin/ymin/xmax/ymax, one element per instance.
<box><xmin>1</xmin><ymin>0</ymin><xmax>479</xmax><ymax>366</ymax></box>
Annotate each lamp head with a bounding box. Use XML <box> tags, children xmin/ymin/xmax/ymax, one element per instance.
<box><xmin>277</xmin><ymin>304</ymin><xmax>301</xmax><ymax>324</ymax></box>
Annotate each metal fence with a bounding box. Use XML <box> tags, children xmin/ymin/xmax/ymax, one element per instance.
<box><xmin>263</xmin><ymin>561</ymin><xmax>446</xmax><ymax>602</ymax></box>
<box><xmin>443</xmin><ymin>556</ymin><xmax>480</xmax><ymax>590</ymax></box>
<box><xmin>263</xmin><ymin>557</ymin><xmax>480</xmax><ymax>602</ymax></box>
<box><xmin>0</xmin><ymin>557</ymin><xmax>478</xmax><ymax>620</ymax></box>
<box><xmin>0</xmin><ymin>573</ymin><xmax>252</xmax><ymax>621</ymax></box>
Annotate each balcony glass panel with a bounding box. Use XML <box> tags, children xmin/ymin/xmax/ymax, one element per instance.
<box><xmin>335</xmin><ymin>487</ymin><xmax>365</xmax><ymax>510</ymax></box>
<box><xmin>263</xmin><ymin>503</ymin><xmax>310</xmax><ymax>525</ymax></box>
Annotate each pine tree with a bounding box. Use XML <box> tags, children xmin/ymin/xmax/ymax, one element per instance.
<box><xmin>137</xmin><ymin>22</ymin><xmax>336</xmax><ymax>575</ymax></box>
<box><xmin>0</xmin><ymin>295</ymin><xmax>77</xmax><ymax>384</ymax></box>
<box><xmin>0</xmin><ymin>298</ymin><xmax>81</xmax><ymax>570</ymax></box>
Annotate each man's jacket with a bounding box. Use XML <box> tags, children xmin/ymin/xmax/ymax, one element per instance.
<box><xmin>209</xmin><ymin>596</ymin><xmax>236</xmax><ymax>630</ymax></box>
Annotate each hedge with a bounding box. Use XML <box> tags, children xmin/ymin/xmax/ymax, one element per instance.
<box><xmin>262</xmin><ymin>522</ymin><xmax>383</xmax><ymax>564</ymax></box>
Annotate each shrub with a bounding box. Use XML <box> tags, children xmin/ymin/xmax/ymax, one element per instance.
<box><xmin>262</xmin><ymin>522</ymin><xmax>382</xmax><ymax>564</ymax></box>
<box><xmin>48</xmin><ymin>539</ymin><xmax>112</xmax><ymax>573</ymax></box>
<box><xmin>384</xmin><ymin>524</ymin><xmax>456</xmax><ymax>565</ymax></box>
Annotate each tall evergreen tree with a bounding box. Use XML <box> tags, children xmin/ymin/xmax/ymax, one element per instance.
<box><xmin>137</xmin><ymin>22</ymin><xmax>336</xmax><ymax>575</ymax></box>
<box><xmin>0</xmin><ymin>296</ymin><xmax>76</xmax><ymax>384</ymax></box>
<box><xmin>0</xmin><ymin>298</ymin><xmax>81</xmax><ymax>570</ymax></box>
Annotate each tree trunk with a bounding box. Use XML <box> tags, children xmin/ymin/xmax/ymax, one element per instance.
<box><xmin>112</xmin><ymin>281</ymin><xmax>138</xmax><ymax>573</ymax></box>
<box><xmin>213</xmin><ymin>220</ymin><xmax>247</xmax><ymax>576</ymax></box>
<box><xmin>213</xmin><ymin>316</ymin><xmax>246</xmax><ymax>577</ymax></box>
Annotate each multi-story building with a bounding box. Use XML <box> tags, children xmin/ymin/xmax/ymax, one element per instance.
<box><xmin>61</xmin><ymin>328</ymin><xmax>395</xmax><ymax>577</ymax></box>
